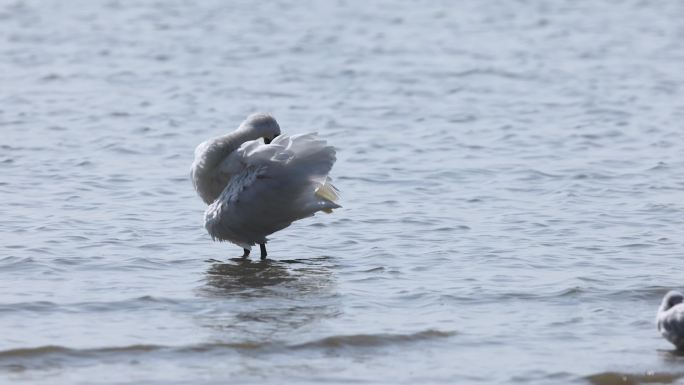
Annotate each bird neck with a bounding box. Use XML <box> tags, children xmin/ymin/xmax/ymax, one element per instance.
<box><xmin>232</xmin><ymin>125</ymin><xmax>263</xmax><ymax>144</ymax></box>
<box><xmin>196</xmin><ymin>131</ymin><xmax>248</xmax><ymax>174</ymax></box>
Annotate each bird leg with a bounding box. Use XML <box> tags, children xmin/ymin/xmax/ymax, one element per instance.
<box><xmin>259</xmin><ymin>243</ymin><xmax>267</xmax><ymax>259</ymax></box>
<box><xmin>241</xmin><ymin>248</ymin><xmax>250</xmax><ymax>258</ymax></box>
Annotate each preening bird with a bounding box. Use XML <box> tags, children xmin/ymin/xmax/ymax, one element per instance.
<box><xmin>657</xmin><ymin>290</ymin><xmax>684</xmax><ymax>350</ymax></box>
<box><xmin>191</xmin><ymin>113</ymin><xmax>340</xmax><ymax>259</ymax></box>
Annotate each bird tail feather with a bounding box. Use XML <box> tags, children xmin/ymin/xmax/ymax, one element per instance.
<box><xmin>314</xmin><ymin>178</ymin><xmax>341</xmax><ymax>214</ymax></box>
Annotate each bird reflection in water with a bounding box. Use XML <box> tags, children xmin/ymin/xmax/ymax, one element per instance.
<box><xmin>204</xmin><ymin>259</ymin><xmax>295</xmax><ymax>294</ymax></box>
<box><xmin>658</xmin><ymin>347</ymin><xmax>684</xmax><ymax>361</ymax></box>
<box><xmin>198</xmin><ymin>257</ymin><xmax>339</xmax><ymax>339</ymax></box>
<box><xmin>202</xmin><ymin>256</ymin><xmax>335</xmax><ymax>296</ymax></box>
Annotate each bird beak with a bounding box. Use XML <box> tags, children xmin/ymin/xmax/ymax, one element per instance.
<box><xmin>264</xmin><ymin>134</ymin><xmax>278</xmax><ymax>144</ymax></box>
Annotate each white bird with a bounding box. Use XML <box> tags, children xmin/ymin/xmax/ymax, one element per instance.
<box><xmin>657</xmin><ymin>290</ymin><xmax>684</xmax><ymax>350</ymax></box>
<box><xmin>191</xmin><ymin>113</ymin><xmax>340</xmax><ymax>259</ymax></box>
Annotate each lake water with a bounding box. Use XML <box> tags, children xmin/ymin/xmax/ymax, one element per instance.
<box><xmin>2</xmin><ymin>0</ymin><xmax>684</xmax><ymax>384</ymax></box>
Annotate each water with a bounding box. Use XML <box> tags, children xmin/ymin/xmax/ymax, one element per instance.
<box><xmin>1</xmin><ymin>0</ymin><xmax>684</xmax><ymax>383</ymax></box>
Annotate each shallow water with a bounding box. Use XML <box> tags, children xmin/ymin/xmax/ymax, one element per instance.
<box><xmin>2</xmin><ymin>0</ymin><xmax>684</xmax><ymax>384</ymax></box>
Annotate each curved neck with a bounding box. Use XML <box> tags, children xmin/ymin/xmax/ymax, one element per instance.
<box><xmin>202</xmin><ymin>129</ymin><xmax>258</xmax><ymax>169</ymax></box>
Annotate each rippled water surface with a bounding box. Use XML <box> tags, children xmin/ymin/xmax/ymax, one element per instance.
<box><xmin>2</xmin><ymin>0</ymin><xmax>684</xmax><ymax>384</ymax></box>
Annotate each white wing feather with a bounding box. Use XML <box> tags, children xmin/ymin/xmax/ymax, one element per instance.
<box><xmin>204</xmin><ymin>133</ymin><xmax>340</xmax><ymax>247</ymax></box>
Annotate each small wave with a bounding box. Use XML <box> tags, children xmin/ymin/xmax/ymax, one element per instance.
<box><xmin>586</xmin><ymin>371</ymin><xmax>684</xmax><ymax>385</ymax></box>
<box><xmin>0</xmin><ymin>256</ymin><xmax>56</xmax><ymax>273</ymax></box>
<box><xmin>484</xmin><ymin>286</ymin><xmax>589</xmax><ymax>302</ymax></box>
<box><xmin>478</xmin><ymin>284</ymin><xmax>675</xmax><ymax>304</ymax></box>
<box><xmin>0</xmin><ymin>346</ymin><xmax>72</xmax><ymax>359</ymax></box>
<box><xmin>618</xmin><ymin>243</ymin><xmax>654</xmax><ymax>249</ymax></box>
<box><xmin>511</xmin><ymin>169</ymin><xmax>562</xmax><ymax>181</ymax></box>
<box><xmin>0</xmin><ymin>330</ymin><xmax>456</xmax><ymax>364</ymax></box>
<box><xmin>0</xmin><ymin>296</ymin><xmax>183</xmax><ymax>315</ymax></box>
<box><xmin>292</xmin><ymin>330</ymin><xmax>456</xmax><ymax>350</ymax></box>
<box><xmin>0</xmin><ymin>344</ymin><xmax>168</xmax><ymax>362</ymax></box>
<box><xmin>570</xmin><ymin>172</ymin><xmax>615</xmax><ymax>180</ymax></box>
<box><xmin>0</xmin><ymin>343</ymin><xmax>255</xmax><ymax>362</ymax></box>
<box><xmin>447</xmin><ymin>68</ymin><xmax>536</xmax><ymax>81</ymax></box>
<box><xmin>648</xmin><ymin>161</ymin><xmax>670</xmax><ymax>171</ymax></box>
<box><xmin>0</xmin><ymin>301</ymin><xmax>57</xmax><ymax>313</ymax></box>
<box><xmin>609</xmin><ymin>285</ymin><xmax>675</xmax><ymax>301</ymax></box>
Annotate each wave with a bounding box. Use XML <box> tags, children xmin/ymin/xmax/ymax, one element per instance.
<box><xmin>435</xmin><ymin>284</ymin><xmax>676</xmax><ymax>305</ymax></box>
<box><xmin>0</xmin><ymin>329</ymin><xmax>456</xmax><ymax>363</ymax></box>
<box><xmin>292</xmin><ymin>329</ymin><xmax>456</xmax><ymax>349</ymax></box>
<box><xmin>586</xmin><ymin>371</ymin><xmax>684</xmax><ymax>385</ymax></box>
<box><xmin>0</xmin><ymin>344</ymin><xmax>160</xmax><ymax>359</ymax></box>
<box><xmin>0</xmin><ymin>296</ymin><xmax>185</xmax><ymax>315</ymax></box>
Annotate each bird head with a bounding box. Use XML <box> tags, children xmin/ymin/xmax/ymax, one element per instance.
<box><xmin>660</xmin><ymin>291</ymin><xmax>684</xmax><ymax>312</ymax></box>
<box><xmin>239</xmin><ymin>113</ymin><xmax>281</xmax><ymax>144</ymax></box>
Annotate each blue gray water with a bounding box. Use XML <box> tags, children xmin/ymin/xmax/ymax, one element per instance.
<box><xmin>2</xmin><ymin>0</ymin><xmax>684</xmax><ymax>384</ymax></box>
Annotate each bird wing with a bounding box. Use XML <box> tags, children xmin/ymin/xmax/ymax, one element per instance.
<box><xmin>206</xmin><ymin>133</ymin><xmax>339</xmax><ymax>244</ymax></box>
<box><xmin>659</xmin><ymin>307</ymin><xmax>684</xmax><ymax>348</ymax></box>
